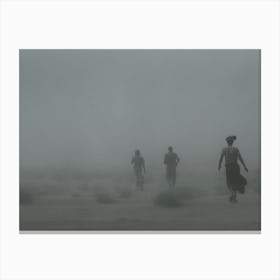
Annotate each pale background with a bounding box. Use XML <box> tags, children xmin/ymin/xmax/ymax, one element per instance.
<box><xmin>1</xmin><ymin>0</ymin><xmax>280</xmax><ymax>280</ymax></box>
<box><xmin>20</xmin><ymin>49</ymin><xmax>260</xmax><ymax>171</ymax></box>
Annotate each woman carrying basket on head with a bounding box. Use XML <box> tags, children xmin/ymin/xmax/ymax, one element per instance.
<box><xmin>218</xmin><ymin>136</ymin><xmax>248</xmax><ymax>203</ymax></box>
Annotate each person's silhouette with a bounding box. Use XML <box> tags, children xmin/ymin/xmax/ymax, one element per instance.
<box><xmin>131</xmin><ymin>150</ymin><xmax>146</xmax><ymax>191</ymax></box>
<box><xmin>164</xmin><ymin>146</ymin><xmax>180</xmax><ymax>188</ymax></box>
<box><xmin>218</xmin><ymin>136</ymin><xmax>248</xmax><ymax>203</ymax></box>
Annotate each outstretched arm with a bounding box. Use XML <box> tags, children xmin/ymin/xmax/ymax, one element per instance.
<box><xmin>142</xmin><ymin>159</ymin><xmax>146</xmax><ymax>173</ymax></box>
<box><xmin>238</xmin><ymin>151</ymin><xmax>248</xmax><ymax>172</ymax></box>
<box><xmin>218</xmin><ymin>151</ymin><xmax>224</xmax><ymax>171</ymax></box>
<box><xmin>176</xmin><ymin>155</ymin><xmax>180</xmax><ymax>165</ymax></box>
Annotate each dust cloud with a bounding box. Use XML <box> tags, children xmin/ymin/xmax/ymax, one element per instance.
<box><xmin>20</xmin><ymin>50</ymin><xmax>260</xmax><ymax>230</ymax></box>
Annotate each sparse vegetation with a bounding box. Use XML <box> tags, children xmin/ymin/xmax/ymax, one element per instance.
<box><xmin>154</xmin><ymin>187</ymin><xmax>206</xmax><ymax>207</ymax></box>
<box><xmin>154</xmin><ymin>189</ymin><xmax>183</xmax><ymax>207</ymax></box>
<box><xmin>115</xmin><ymin>186</ymin><xmax>132</xmax><ymax>198</ymax></box>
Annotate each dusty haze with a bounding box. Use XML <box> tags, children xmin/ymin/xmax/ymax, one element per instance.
<box><xmin>20</xmin><ymin>50</ymin><xmax>260</xmax><ymax>171</ymax></box>
<box><xmin>20</xmin><ymin>50</ymin><xmax>261</xmax><ymax>230</ymax></box>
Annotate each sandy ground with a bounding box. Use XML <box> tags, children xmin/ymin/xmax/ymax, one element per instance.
<box><xmin>20</xmin><ymin>185</ymin><xmax>261</xmax><ymax>231</ymax></box>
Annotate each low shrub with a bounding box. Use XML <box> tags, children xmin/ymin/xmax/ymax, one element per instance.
<box><xmin>154</xmin><ymin>189</ymin><xmax>183</xmax><ymax>207</ymax></box>
<box><xmin>154</xmin><ymin>187</ymin><xmax>205</xmax><ymax>208</ymax></box>
<box><xmin>115</xmin><ymin>186</ymin><xmax>132</xmax><ymax>198</ymax></box>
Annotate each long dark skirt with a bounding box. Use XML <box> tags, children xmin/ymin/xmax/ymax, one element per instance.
<box><xmin>225</xmin><ymin>163</ymin><xmax>247</xmax><ymax>194</ymax></box>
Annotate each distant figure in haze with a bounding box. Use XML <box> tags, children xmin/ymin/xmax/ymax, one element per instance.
<box><xmin>218</xmin><ymin>136</ymin><xmax>248</xmax><ymax>203</ymax></box>
<box><xmin>131</xmin><ymin>150</ymin><xmax>146</xmax><ymax>191</ymax></box>
<box><xmin>164</xmin><ymin>146</ymin><xmax>180</xmax><ymax>188</ymax></box>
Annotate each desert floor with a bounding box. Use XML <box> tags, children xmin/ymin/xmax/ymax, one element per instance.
<box><xmin>20</xmin><ymin>185</ymin><xmax>260</xmax><ymax>231</ymax></box>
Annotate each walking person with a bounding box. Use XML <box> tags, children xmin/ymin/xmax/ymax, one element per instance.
<box><xmin>131</xmin><ymin>150</ymin><xmax>145</xmax><ymax>191</ymax></box>
<box><xmin>218</xmin><ymin>136</ymin><xmax>248</xmax><ymax>203</ymax></box>
<box><xmin>164</xmin><ymin>146</ymin><xmax>180</xmax><ymax>188</ymax></box>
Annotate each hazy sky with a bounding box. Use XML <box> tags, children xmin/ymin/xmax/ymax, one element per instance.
<box><xmin>20</xmin><ymin>50</ymin><xmax>260</xmax><ymax>171</ymax></box>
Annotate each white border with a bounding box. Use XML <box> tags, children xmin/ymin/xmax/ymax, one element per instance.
<box><xmin>1</xmin><ymin>1</ymin><xmax>279</xmax><ymax>280</ymax></box>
